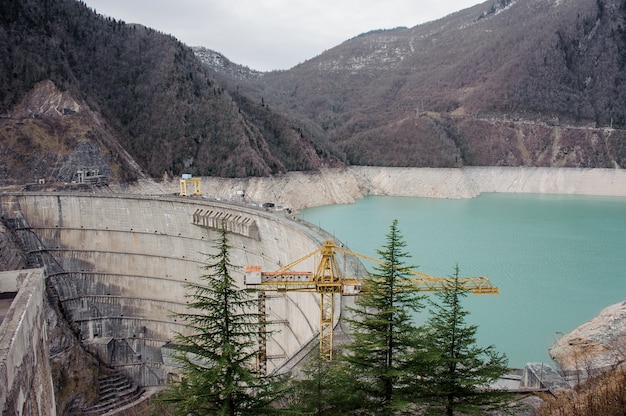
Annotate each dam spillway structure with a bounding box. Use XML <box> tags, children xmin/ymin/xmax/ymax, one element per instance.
<box><xmin>0</xmin><ymin>192</ymin><xmax>356</xmax><ymax>392</ymax></box>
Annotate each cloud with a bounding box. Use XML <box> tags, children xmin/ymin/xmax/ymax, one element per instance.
<box><xmin>83</xmin><ymin>0</ymin><xmax>482</xmax><ymax>71</ymax></box>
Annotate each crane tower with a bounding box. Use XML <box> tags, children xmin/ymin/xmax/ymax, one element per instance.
<box><xmin>245</xmin><ymin>240</ymin><xmax>499</xmax><ymax>370</ymax></box>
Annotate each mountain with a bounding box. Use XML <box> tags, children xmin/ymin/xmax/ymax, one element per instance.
<box><xmin>0</xmin><ymin>0</ymin><xmax>338</xmax><ymax>185</ymax></box>
<box><xmin>207</xmin><ymin>0</ymin><xmax>626</xmax><ymax>169</ymax></box>
<box><xmin>1</xmin><ymin>0</ymin><xmax>625</xmax><ymax>187</ymax></box>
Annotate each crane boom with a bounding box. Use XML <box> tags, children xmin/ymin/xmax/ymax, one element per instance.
<box><xmin>246</xmin><ymin>240</ymin><xmax>498</xmax><ymax>365</ymax></box>
<box><xmin>332</xmin><ymin>244</ymin><xmax>499</xmax><ymax>294</ymax></box>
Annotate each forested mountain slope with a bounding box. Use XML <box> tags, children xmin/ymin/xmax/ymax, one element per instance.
<box><xmin>0</xmin><ymin>0</ymin><xmax>338</xmax><ymax>184</ymax></box>
<box><xmin>1</xmin><ymin>0</ymin><xmax>625</xmax><ymax>186</ymax></box>
<box><xmin>210</xmin><ymin>0</ymin><xmax>626</xmax><ymax>168</ymax></box>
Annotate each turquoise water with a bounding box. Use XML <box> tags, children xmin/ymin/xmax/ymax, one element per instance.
<box><xmin>298</xmin><ymin>193</ymin><xmax>626</xmax><ymax>368</ymax></box>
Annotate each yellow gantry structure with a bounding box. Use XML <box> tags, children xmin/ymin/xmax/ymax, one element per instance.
<box><xmin>245</xmin><ymin>240</ymin><xmax>499</xmax><ymax>367</ymax></box>
<box><xmin>179</xmin><ymin>176</ymin><xmax>202</xmax><ymax>196</ymax></box>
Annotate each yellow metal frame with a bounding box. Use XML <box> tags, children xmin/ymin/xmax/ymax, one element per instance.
<box><xmin>246</xmin><ymin>240</ymin><xmax>499</xmax><ymax>364</ymax></box>
<box><xmin>179</xmin><ymin>177</ymin><xmax>202</xmax><ymax>196</ymax></box>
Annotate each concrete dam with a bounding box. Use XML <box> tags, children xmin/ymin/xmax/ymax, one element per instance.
<box><xmin>4</xmin><ymin>167</ymin><xmax>624</xmax><ymax>413</ymax></box>
<box><xmin>0</xmin><ymin>192</ymin><xmax>359</xmax><ymax>393</ymax></box>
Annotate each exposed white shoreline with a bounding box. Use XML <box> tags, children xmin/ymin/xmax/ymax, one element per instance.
<box><xmin>144</xmin><ymin>166</ymin><xmax>626</xmax><ymax>211</ymax></box>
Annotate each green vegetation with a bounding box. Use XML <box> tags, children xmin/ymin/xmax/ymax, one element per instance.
<box><xmin>0</xmin><ymin>0</ymin><xmax>335</xmax><ymax>180</ymax></box>
<box><xmin>289</xmin><ymin>354</ymin><xmax>365</xmax><ymax>415</ymax></box>
<box><xmin>159</xmin><ymin>223</ymin><xmax>284</xmax><ymax>415</ymax></box>
<box><xmin>422</xmin><ymin>264</ymin><xmax>510</xmax><ymax>415</ymax></box>
<box><xmin>288</xmin><ymin>221</ymin><xmax>510</xmax><ymax>415</ymax></box>
<box><xmin>160</xmin><ymin>220</ymin><xmax>511</xmax><ymax>415</ymax></box>
<box><xmin>3</xmin><ymin>0</ymin><xmax>626</xmax><ymax>184</ymax></box>
<box><xmin>341</xmin><ymin>219</ymin><xmax>429</xmax><ymax>415</ymax></box>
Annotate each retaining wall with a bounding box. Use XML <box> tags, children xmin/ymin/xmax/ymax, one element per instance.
<box><xmin>0</xmin><ymin>269</ymin><xmax>56</xmax><ymax>416</ymax></box>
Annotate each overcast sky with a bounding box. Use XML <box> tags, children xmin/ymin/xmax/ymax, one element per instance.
<box><xmin>81</xmin><ymin>1</ymin><xmax>482</xmax><ymax>72</ymax></box>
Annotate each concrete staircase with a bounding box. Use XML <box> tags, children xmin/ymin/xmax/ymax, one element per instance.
<box><xmin>78</xmin><ymin>373</ymin><xmax>145</xmax><ymax>415</ymax></box>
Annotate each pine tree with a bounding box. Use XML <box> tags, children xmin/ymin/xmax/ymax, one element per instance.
<box><xmin>160</xmin><ymin>223</ymin><xmax>283</xmax><ymax>416</ymax></box>
<box><xmin>423</xmin><ymin>264</ymin><xmax>510</xmax><ymax>416</ymax></box>
<box><xmin>344</xmin><ymin>219</ymin><xmax>428</xmax><ymax>415</ymax></box>
<box><xmin>289</xmin><ymin>351</ymin><xmax>365</xmax><ymax>415</ymax></box>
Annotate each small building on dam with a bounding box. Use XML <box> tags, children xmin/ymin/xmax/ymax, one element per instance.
<box><xmin>0</xmin><ymin>192</ymin><xmax>363</xmax><ymax>414</ymax></box>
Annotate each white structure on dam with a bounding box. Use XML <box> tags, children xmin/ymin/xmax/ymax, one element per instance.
<box><xmin>0</xmin><ymin>193</ymin><xmax>358</xmax><ymax>411</ymax></box>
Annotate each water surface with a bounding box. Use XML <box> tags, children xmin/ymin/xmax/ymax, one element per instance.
<box><xmin>298</xmin><ymin>193</ymin><xmax>626</xmax><ymax>368</ymax></box>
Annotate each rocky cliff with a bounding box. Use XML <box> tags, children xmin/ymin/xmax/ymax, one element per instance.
<box><xmin>550</xmin><ymin>301</ymin><xmax>626</xmax><ymax>373</ymax></box>
<box><xmin>118</xmin><ymin>166</ymin><xmax>626</xmax><ymax>211</ymax></box>
<box><xmin>0</xmin><ymin>80</ymin><xmax>147</xmax><ymax>185</ymax></box>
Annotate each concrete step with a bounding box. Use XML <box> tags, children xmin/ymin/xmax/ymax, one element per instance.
<box><xmin>73</xmin><ymin>372</ymin><xmax>145</xmax><ymax>416</ymax></box>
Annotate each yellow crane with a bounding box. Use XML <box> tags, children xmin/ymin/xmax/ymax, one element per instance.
<box><xmin>245</xmin><ymin>240</ymin><xmax>499</xmax><ymax>370</ymax></box>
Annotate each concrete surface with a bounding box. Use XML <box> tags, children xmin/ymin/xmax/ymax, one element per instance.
<box><xmin>0</xmin><ymin>269</ymin><xmax>56</xmax><ymax>416</ymax></box>
<box><xmin>0</xmin><ymin>193</ymin><xmax>355</xmax><ymax>388</ymax></box>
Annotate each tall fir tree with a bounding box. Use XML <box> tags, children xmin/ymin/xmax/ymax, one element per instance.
<box><xmin>423</xmin><ymin>264</ymin><xmax>510</xmax><ymax>416</ymax></box>
<box><xmin>289</xmin><ymin>351</ymin><xmax>366</xmax><ymax>415</ymax></box>
<box><xmin>344</xmin><ymin>219</ymin><xmax>428</xmax><ymax>415</ymax></box>
<box><xmin>160</xmin><ymin>223</ymin><xmax>283</xmax><ymax>416</ymax></box>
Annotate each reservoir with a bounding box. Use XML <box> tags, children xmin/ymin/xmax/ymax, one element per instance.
<box><xmin>298</xmin><ymin>193</ymin><xmax>626</xmax><ymax>368</ymax></box>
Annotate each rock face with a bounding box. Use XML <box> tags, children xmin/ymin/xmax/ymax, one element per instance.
<box><xmin>56</xmin><ymin>140</ymin><xmax>113</xmax><ymax>183</ymax></box>
<box><xmin>0</xmin><ymin>222</ymin><xmax>26</xmax><ymax>271</ymax></box>
<box><xmin>549</xmin><ymin>302</ymin><xmax>626</xmax><ymax>372</ymax></box>
<box><xmin>0</xmin><ymin>80</ymin><xmax>147</xmax><ymax>186</ymax></box>
<box><xmin>45</xmin><ymin>291</ymin><xmax>102</xmax><ymax>414</ymax></box>
<box><xmin>122</xmin><ymin>166</ymin><xmax>626</xmax><ymax>211</ymax></box>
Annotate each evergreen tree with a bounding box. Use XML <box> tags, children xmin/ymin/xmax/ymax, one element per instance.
<box><xmin>423</xmin><ymin>264</ymin><xmax>510</xmax><ymax>416</ymax></box>
<box><xmin>289</xmin><ymin>350</ymin><xmax>365</xmax><ymax>415</ymax></box>
<box><xmin>160</xmin><ymin>223</ymin><xmax>283</xmax><ymax>416</ymax></box>
<box><xmin>344</xmin><ymin>219</ymin><xmax>428</xmax><ymax>415</ymax></box>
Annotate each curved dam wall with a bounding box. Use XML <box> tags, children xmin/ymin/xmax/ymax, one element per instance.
<box><xmin>0</xmin><ymin>193</ymin><xmax>348</xmax><ymax>387</ymax></box>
